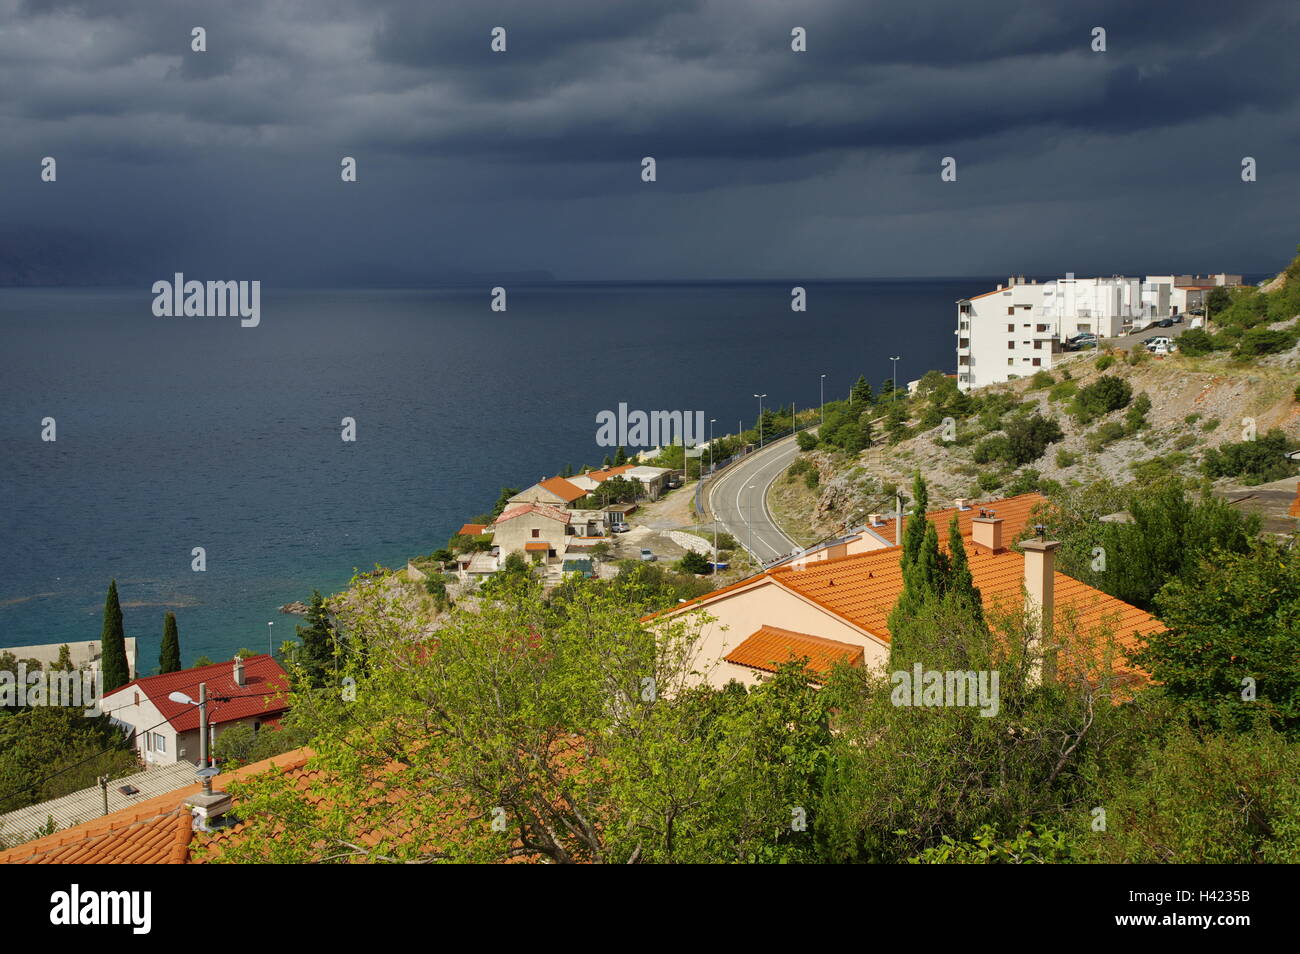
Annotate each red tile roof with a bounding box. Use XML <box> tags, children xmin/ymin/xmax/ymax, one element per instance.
<box><xmin>103</xmin><ymin>655</ymin><xmax>289</xmax><ymax>733</ymax></box>
<box><xmin>523</xmin><ymin>541</ymin><xmax>551</xmax><ymax>551</ymax></box>
<box><xmin>725</xmin><ymin>626</ymin><xmax>864</xmax><ymax>681</ymax></box>
<box><xmin>457</xmin><ymin>523</ymin><xmax>487</xmax><ymax>536</ymax></box>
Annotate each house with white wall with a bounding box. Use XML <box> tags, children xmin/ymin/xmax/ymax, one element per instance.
<box><xmin>98</xmin><ymin>655</ymin><xmax>290</xmax><ymax>767</ymax></box>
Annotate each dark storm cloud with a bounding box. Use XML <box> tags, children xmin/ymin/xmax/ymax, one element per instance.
<box><xmin>0</xmin><ymin>0</ymin><xmax>1296</xmax><ymax>281</ymax></box>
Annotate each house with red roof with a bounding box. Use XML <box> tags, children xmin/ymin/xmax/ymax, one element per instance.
<box><xmin>508</xmin><ymin>476</ymin><xmax>588</xmax><ymax>508</ymax></box>
<box><xmin>98</xmin><ymin>655</ymin><xmax>290</xmax><ymax>768</ymax></box>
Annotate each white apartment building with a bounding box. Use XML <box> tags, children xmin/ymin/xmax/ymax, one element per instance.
<box><xmin>956</xmin><ymin>273</ymin><xmax>1172</xmax><ymax>391</ymax></box>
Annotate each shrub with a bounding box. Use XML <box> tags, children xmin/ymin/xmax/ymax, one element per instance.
<box><xmin>1234</xmin><ymin>325</ymin><xmax>1299</xmax><ymax>357</ymax></box>
<box><xmin>1055</xmin><ymin>449</ymin><xmax>1080</xmax><ymax>468</ymax></box>
<box><xmin>1124</xmin><ymin>393</ymin><xmax>1152</xmax><ymax>434</ymax></box>
<box><xmin>1175</xmin><ymin>327</ymin><xmax>1216</xmax><ymax>356</ymax></box>
<box><xmin>1048</xmin><ymin>379</ymin><xmax>1078</xmax><ymax>403</ymax></box>
<box><xmin>1028</xmin><ymin>370</ymin><xmax>1055</xmax><ymax>390</ymax></box>
<box><xmin>1086</xmin><ymin>420</ymin><xmax>1128</xmax><ymax>453</ymax></box>
<box><xmin>1072</xmin><ymin>375</ymin><xmax>1133</xmax><ymax>423</ymax></box>
<box><xmin>1095</xmin><ymin>354</ymin><xmax>1115</xmax><ymax>371</ymax></box>
<box><xmin>796</xmin><ymin>431</ymin><xmax>819</xmax><ymax>451</ymax></box>
<box><xmin>972</xmin><ymin>435</ymin><xmax>1010</xmax><ymax>465</ymax></box>
<box><xmin>1183</xmin><ymin>412</ymin><xmax>1201</xmax><ymax>425</ymax></box>
<box><xmin>976</xmin><ymin>469</ymin><xmax>1005</xmax><ymax>493</ymax></box>
<box><xmin>1173</xmin><ymin>433</ymin><xmax>1197</xmax><ymax>451</ymax></box>
<box><xmin>1125</xmin><ymin>345</ymin><xmax>1149</xmax><ymax>366</ymax></box>
<box><xmin>1201</xmin><ymin>418</ymin><xmax>1220</xmax><ymax>432</ymax></box>
<box><xmin>678</xmin><ymin>550</ymin><xmax>713</xmax><ymax>575</ymax></box>
<box><xmin>1003</xmin><ymin>414</ymin><xmax>1064</xmax><ymax>466</ymax></box>
<box><xmin>1201</xmin><ymin>429</ymin><xmax>1297</xmax><ymax>484</ymax></box>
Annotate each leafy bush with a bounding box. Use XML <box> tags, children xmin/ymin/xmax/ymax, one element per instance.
<box><xmin>1095</xmin><ymin>355</ymin><xmax>1115</xmax><ymax>371</ymax></box>
<box><xmin>1234</xmin><ymin>325</ymin><xmax>1299</xmax><ymax>358</ymax></box>
<box><xmin>976</xmin><ymin>469</ymin><xmax>1005</xmax><ymax>493</ymax></box>
<box><xmin>796</xmin><ymin>431</ymin><xmax>819</xmax><ymax>451</ymax></box>
<box><xmin>972</xmin><ymin>435</ymin><xmax>1010</xmax><ymax>465</ymax></box>
<box><xmin>1055</xmin><ymin>449</ymin><xmax>1080</xmax><ymax>468</ymax></box>
<box><xmin>678</xmin><ymin>550</ymin><xmax>713</xmax><ymax>575</ymax></box>
<box><xmin>1201</xmin><ymin>429</ymin><xmax>1297</xmax><ymax>484</ymax></box>
<box><xmin>1201</xmin><ymin>417</ymin><xmax>1220</xmax><ymax>432</ymax></box>
<box><xmin>1086</xmin><ymin>420</ymin><xmax>1127</xmax><ymax>452</ymax></box>
<box><xmin>1124</xmin><ymin>392</ymin><xmax>1152</xmax><ymax>434</ymax></box>
<box><xmin>1175</xmin><ymin>327</ymin><xmax>1216</xmax><ymax>356</ymax></box>
<box><xmin>1002</xmin><ymin>414</ymin><xmax>1064</xmax><ymax>466</ymax></box>
<box><xmin>1028</xmin><ymin>370</ymin><xmax>1055</xmax><ymax>390</ymax></box>
<box><xmin>1072</xmin><ymin>375</ymin><xmax>1133</xmax><ymax>423</ymax></box>
<box><xmin>1048</xmin><ymin>379</ymin><xmax>1078</xmax><ymax>403</ymax></box>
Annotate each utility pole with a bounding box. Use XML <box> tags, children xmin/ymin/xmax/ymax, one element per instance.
<box><xmin>267</xmin><ymin>620</ymin><xmax>273</xmax><ymax>657</ymax></box>
<box><xmin>890</xmin><ymin>356</ymin><xmax>901</xmax><ymax>403</ymax></box>
<box><xmin>99</xmin><ymin>775</ymin><xmax>109</xmax><ymax>816</ymax></box>
<box><xmin>820</xmin><ymin>374</ymin><xmax>826</xmax><ymax>425</ymax></box>
<box><xmin>198</xmin><ymin>682</ymin><xmax>211</xmax><ymax>794</ymax></box>
<box><xmin>754</xmin><ymin>394</ymin><xmax>767</xmax><ymax>448</ymax></box>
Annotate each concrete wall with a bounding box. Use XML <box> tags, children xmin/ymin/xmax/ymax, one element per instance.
<box><xmin>492</xmin><ymin>510</ymin><xmax>569</xmax><ymax>560</ymax></box>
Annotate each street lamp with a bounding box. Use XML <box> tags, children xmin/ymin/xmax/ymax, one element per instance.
<box><xmin>754</xmin><ymin>393</ymin><xmax>767</xmax><ymax>448</ymax></box>
<box><xmin>820</xmin><ymin>374</ymin><xmax>826</xmax><ymax>425</ymax></box>
<box><xmin>267</xmin><ymin>620</ymin><xmax>274</xmax><ymax>657</ymax></box>
<box><xmin>890</xmin><ymin>357</ymin><xmax>900</xmax><ymax>402</ymax></box>
<box><xmin>709</xmin><ymin>418</ymin><xmax>718</xmax><ymax>567</ymax></box>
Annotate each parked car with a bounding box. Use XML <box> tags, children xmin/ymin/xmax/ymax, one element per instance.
<box><xmin>639</xmin><ymin>548</ymin><xmax>656</xmax><ymax>562</ymax></box>
<box><xmin>1151</xmin><ymin>341</ymin><xmax>1177</xmax><ymax>355</ymax></box>
<box><xmin>610</xmin><ymin>522</ymin><xmax>630</xmax><ymax>533</ymax></box>
<box><xmin>1156</xmin><ymin>318</ymin><xmax>1175</xmax><ymax>328</ymax></box>
<box><xmin>1172</xmin><ymin>314</ymin><xmax>1184</xmax><ymax>323</ymax></box>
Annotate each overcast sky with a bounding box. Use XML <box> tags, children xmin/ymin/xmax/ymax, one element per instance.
<box><xmin>2</xmin><ymin>0</ymin><xmax>1297</xmax><ymax>283</ymax></box>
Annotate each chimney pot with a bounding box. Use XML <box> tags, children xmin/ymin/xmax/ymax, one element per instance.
<box><xmin>233</xmin><ymin>654</ymin><xmax>246</xmax><ymax>687</ymax></box>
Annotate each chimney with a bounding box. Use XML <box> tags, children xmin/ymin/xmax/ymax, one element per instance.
<box><xmin>971</xmin><ymin>512</ymin><xmax>1004</xmax><ymax>553</ymax></box>
<box><xmin>1021</xmin><ymin>537</ymin><xmax>1062</xmax><ymax>683</ymax></box>
<box><xmin>233</xmin><ymin>654</ymin><xmax>245</xmax><ymax>687</ymax></box>
<box><xmin>954</xmin><ymin>497</ymin><xmax>969</xmax><ymax>511</ymax></box>
<box><xmin>867</xmin><ymin>513</ymin><xmax>881</xmax><ymax>527</ymax></box>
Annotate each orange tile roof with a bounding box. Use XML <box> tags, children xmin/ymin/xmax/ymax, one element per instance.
<box><xmin>0</xmin><ymin>749</ymin><xmax>310</xmax><ymax>865</ymax></box>
<box><xmin>584</xmin><ymin>465</ymin><xmax>634</xmax><ymax>483</ymax></box>
<box><xmin>536</xmin><ymin>477</ymin><xmax>587</xmax><ymax>503</ymax></box>
<box><xmin>769</xmin><ymin>543</ymin><xmax>1164</xmax><ymax>657</ymax></box>
<box><xmin>1289</xmin><ymin>482</ymin><xmax>1300</xmax><ymax>518</ymax></box>
<box><xmin>725</xmin><ymin>626</ymin><xmax>864</xmax><ymax>682</ymax></box>
<box><xmin>871</xmin><ymin>493</ymin><xmax>1044</xmax><ymax>551</ymax></box>
<box><xmin>457</xmin><ymin>523</ymin><xmax>487</xmax><ymax>536</ymax></box>
<box><xmin>523</xmin><ymin>541</ymin><xmax>551</xmax><ymax>551</ymax></box>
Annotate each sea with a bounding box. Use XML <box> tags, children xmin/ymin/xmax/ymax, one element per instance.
<box><xmin>0</xmin><ymin>280</ymin><xmax>985</xmax><ymax>668</ymax></box>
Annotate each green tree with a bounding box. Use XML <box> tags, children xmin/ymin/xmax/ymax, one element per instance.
<box><xmin>52</xmin><ymin>645</ymin><xmax>73</xmax><ymax>672</ymax></box>
<box><xmin>159</xmin><ymin>612</ymin><xmax>182</xmax><ymax>674</ymax></box>
<box><xmin>678</xmin><ymin>551</ymin><xmax>712</xmax><ymax>575</ymax></box>
<box><xmin>614</xmin><ymin>446</ymin><xmax>628</xmax><ymax>466</ymax></box>
<box><xmin>850</xmin><ymin>375</ymin><xmax>874</xmax><ymax>405</ymax></box>
<box><xmin>99</xmin><ymin>580</ymin><xmax>129</xmax><ymax>692</ymax></box>
<box><xmin>294</xmin><ymin>591</ymin><xmax>338</xmax><ymax>689</ymax></box>
<box><xmin>1138</xmin><ymin>541</ymin><xmax>1300</xmax><ymax>734</ymax></box>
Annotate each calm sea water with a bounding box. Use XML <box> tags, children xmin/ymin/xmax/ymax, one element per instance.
<box><xmin>0</xmin><ymin>281</ymin><xmax>982</xmax><ymax>667</ymax></box>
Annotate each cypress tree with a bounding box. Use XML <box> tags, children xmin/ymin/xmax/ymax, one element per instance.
<box><xmin>296</xmin><ymin>591</ymin><xmax>337</xmax><ymax>688</ymax></box>
<box><xmin>945</xmin><ymin>512</ymin><xmax>983</xmax><ymax>620</ymax></box>
<box><xmin>159</xmin><ymin>612</ymin><xmax>182</xmax><ymax>673</ymax></box>
<box><xmin>100</xmin><ymin>580</ymin><xmax>130</xmax><ymax>691</ymax></box>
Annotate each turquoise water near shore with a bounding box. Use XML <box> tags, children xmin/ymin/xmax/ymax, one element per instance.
<box><xmin>0</xmin><ymin>281</ymin><xmax>980</xmax><ymax>667</ymax></box>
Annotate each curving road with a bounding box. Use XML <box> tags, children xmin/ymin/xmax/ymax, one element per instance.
<box><xmin>705</xmin><ymin>433</ymin><xmax>803</xmax><ymax>565</ymax></box>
